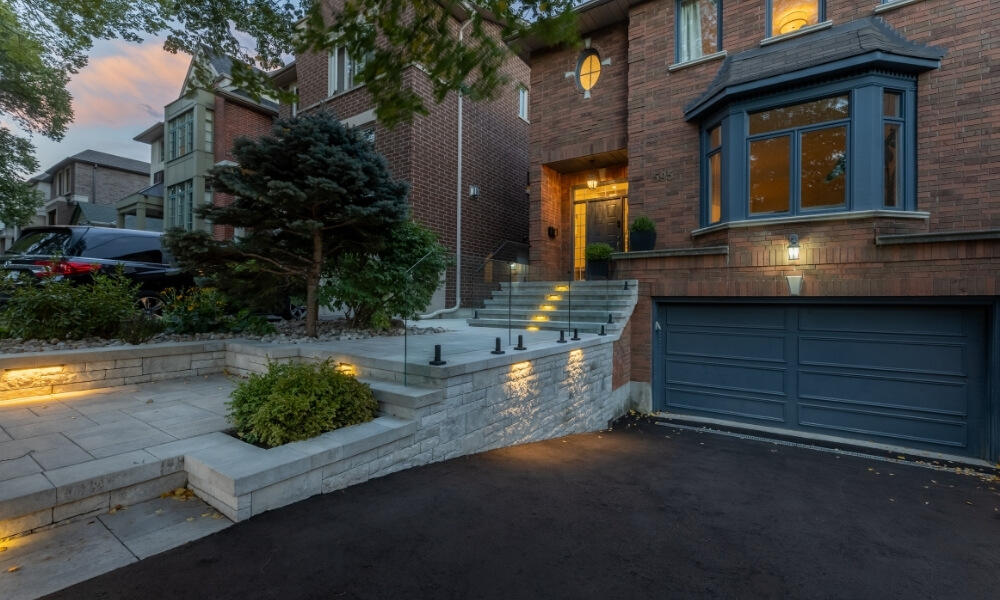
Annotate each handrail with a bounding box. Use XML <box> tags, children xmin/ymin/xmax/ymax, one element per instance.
<box><xmin>474</xmin><ymin>239</ymin><xmax>530</xmax><ymax>273</ymax></box>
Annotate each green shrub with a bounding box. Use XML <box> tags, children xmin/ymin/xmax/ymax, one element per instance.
<box><xmin>0</xmin><ymin>269</ymin><xmax>138</xmax><ymax>340</ymax></box>
<box><xmin>228</xmin><ymin>309</ymin><xmax>277</xmax><ymax>336</ymax></box>
<box><xmin>161</xmin><ymin>287</ymin><xmax>230</xmax><ymax>334</ymax></box>
<box><xmin>321</xmin><ymin>220</ymin><xmax>452</xmax><ymax>329</ymax></box>
<box><xmin>117</xmin><ymin>311</ymin><xmax>167</xmax><ymax>344</ymax></box>
<box><xmin>584</xmin><ymin>242</ymin><xmax>614</xmax><ymax>261</ymax></box>
<box><xmin>629</xmin><ymin>216</ymin><xmax>655</xmax><ymax>232</ymax></box>
<box><xmin>227</xmin><ymin>359</ymin><xmax>379</xmax><ymax>448</ymax></box>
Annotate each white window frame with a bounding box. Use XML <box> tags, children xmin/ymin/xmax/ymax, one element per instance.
<box><xmin>327</xmin><ymin>46</ymin><xmax>368</xmax><ymax>96</ymax></box>
<box><xmin>518</xmin><ymin>86</ymin><xmax>529</xmax><ymax>122</ymax></box>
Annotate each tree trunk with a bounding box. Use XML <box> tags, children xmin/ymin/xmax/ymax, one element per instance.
<box><xmin>306</xmin><ymin>230</ymin><xmax>323</xmax><ymax>337</ymax></box>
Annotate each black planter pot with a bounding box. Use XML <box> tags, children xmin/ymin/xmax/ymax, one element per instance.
<box><xmin>630</xmin><ymin>230</ymin><xmax>656</xmax><ymax>251</ymax></box>
<box><xmin>586</xmin><ymin>259</ymin><xmax>610</xmax><ymax>280</ymax></box>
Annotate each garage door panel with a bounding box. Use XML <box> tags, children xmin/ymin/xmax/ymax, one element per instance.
<box><xmin>667</xmin><ymin>304</ymin><xmax>786</xmax><ymax>330</ymax></box>
<box><xmin>799</xmin><ymin>337</ymin><xmax>968</xmax><ymax>376</ymax></box>
<box><xmin>665</xmin><ymin>387</ymin><xmax>787</xmax><ymax>423</ymax></box>
<box><xmin>666</xmin><ymin>330</ymin><xmax>785</xmax><ymax>363</ymax></box>
<box><xmin>659</xmin><ymin>303</ymin><xmax>988</xmax><ymax>459</ymax></box>
<box><xmin>798</xmin><ymin>371</ymin><xmax>969</xmax><ymax>416</ymax></box>
<box><xmin>799</xmin><ymin>306</ymin><xmax>966</xmax><ymax>336</ymax></box>
<box><xmin>667</xmin><ymin>359</ymin><xmax>786</xmax><ymax>395</ymax></box>
<box><xmin>798</xmin><ymin>402</ymin><xmax>968</xmax><ymax>449</ymax></box>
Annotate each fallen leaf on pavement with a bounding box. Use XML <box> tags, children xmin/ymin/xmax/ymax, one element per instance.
<box><xmin>7</xmin><ymin>566</ymin><xmax>19</xmax><ymax>572</ymax></box>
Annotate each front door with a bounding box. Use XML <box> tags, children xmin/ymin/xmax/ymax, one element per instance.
<box><xmin>586</xmin><ymin>199</ymin><xmax>624</xmax><ymax>250</ymax></box>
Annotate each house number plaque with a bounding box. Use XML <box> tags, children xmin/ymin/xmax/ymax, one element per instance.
<box><xmin>652</xmin><ymin>169</ymin><xmax>674</xmax><ymax>182</ymax></box>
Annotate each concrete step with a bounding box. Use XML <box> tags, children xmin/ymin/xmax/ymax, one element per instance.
<box><xmin>482</xmin><ymin>298</ymin><xmax>634</xmax><ymax>309</ymax></box>
<box><xmin>474</xmin><ymin>308</ymin><xmax>626</xmax><ymax>321</ymax></box>
<box><xmin>467</xmin><ymin>318</ymin><xmax>621</xmax><ymax>333</ymax></box>
<box><xmin>498</xmin><ymin>279</ymin><xmax>637</xmax><ymax>291</ymax></box>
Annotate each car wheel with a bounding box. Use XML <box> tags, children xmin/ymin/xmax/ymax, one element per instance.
<box><xmin>135</xmin><ymin>292</ymin><xmax>165</xmax><ymax>317</ymax></box>
<box><xmin>285</xmin><ymin>298</ymin><xmax>307</xmax><ymax>320</ymax></box>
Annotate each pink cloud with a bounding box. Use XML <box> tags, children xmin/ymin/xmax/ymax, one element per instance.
<box><xmin>69</xmin><ymin>39</ymin><xmax>190</xmax><ymax>128</ymax></box>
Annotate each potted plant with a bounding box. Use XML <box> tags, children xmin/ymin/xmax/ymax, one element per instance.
<box><xmin>629</xmin><ymin>216</ymin><xmax>657</xmax><ymax>251</ymax></box>
<box><xmin>585</xmin><ymin>242</ymin><xmax>614</xmax><ymax>280</ymax></box>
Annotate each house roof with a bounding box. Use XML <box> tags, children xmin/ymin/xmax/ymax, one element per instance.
<box><xmin>685</xmin><ymin>17</ymin><xmax>946</xmax><ymax>120</ymax></box>
<box><xmin>137</xmin><ymin>182</ymin><xmax>164</xmax><ymax>198</ymax></box>
<box><xmin>271</xmin><ymin>61</ymin><xmax>297</xmax><ymax>88</ymax></box>
<box><xmin>508</xmin><ymin>0</ymin><xmax>644</xmax><ymax>59</ymax></box>
<box><xmin>71</xmin><ymin>202</ymin><xmax>163</xmax><ymax>231</ymax></box>
<box><xmin>36</xmin><ymin>150</ymin><xmax>150</xmax><ymax>180</ymax></box>
<box><xmin>134</xmin><ymin>122</ymin><xmax>164</xmax><ymax>144</ymax></box>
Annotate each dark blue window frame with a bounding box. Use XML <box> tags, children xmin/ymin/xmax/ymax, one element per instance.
<box><xmin>674</xmin><ymin>0</ymin><xmax>723</xmax><ymax>64</ymax></box>
<box><xmin>765</xmin><ymin>0</ymin><xmax>826</xmax><ymax>38</ymax></box>
<box><xmin>700</xmin><ymin>74</ymin><xmax>918</xmax><ymax>227</ymax></box>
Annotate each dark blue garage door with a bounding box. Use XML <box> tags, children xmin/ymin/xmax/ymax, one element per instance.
<box><xmin>657</xmin><ymin>304</ymin><xmax>988</xmax><ymax>458</ymax></box>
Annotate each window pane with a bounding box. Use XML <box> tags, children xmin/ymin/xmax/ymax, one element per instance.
<box><xmin>883</xmin><ymin>91</ymin><xmax>901</xmax><ymax>118</ymax></box>
<box><xmin>709</xmin><ymin>152</ymin><xmax>722</xmax><ymax>223</ymax></box>
<box><xmin>771</xmin><ymin>0</ymin><xmax>819</xmax><ymax>36</ymax></box>
<box><xmin>578</xmin><ymin>52</ymin><xmax>601</xmax><ymax>91</ymax></box>
<box><xmin>678</xmin><ymin>0</ymin><xmax>718</xmax><ymax>63</ymax></box>
<box><xmin>749</xmin><ymin>136</ymin><xmax>791</xmax><ymax>214</ymax></box>
<box><xmin>884</xmin><ymin>123</ymin><xmax>900</xmax><ymax>207</ymax></box>
<box><xmin>709</xmin><ymin>125</ymin><xmax>721</xmax><ymax>150</ymax></box>
<box><xmin>800</xmin><ymin>125</ymin><xmax>847</xmax><ymax>209</ymax></box>
<box><xmin>750</xmin><ymin>95</ymin><xmax>849</xmax><ymax>135</ymax></box>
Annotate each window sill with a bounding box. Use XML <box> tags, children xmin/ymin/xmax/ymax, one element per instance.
<box><xmin>691</xmin><ymin>210</ymin><xmax>930</xmax><ymax>237</ymax></box>
<box><xmin>668</xmin><ymin>50</ymin><xmax>728</xmax><ymax>72</ymax></box>
<box><xmin>611</xmin><ymin>246</ymin><xmax>729</xmax><ymax>261</ymax></box>
<box><xmin>874</xmin><ymin>0</ymin><xmax>927</xmax><ymax>13</ymax></box>
<box><xmin>876</xmin><ymin>229</ymin><xmax>1000</xmax><ymax>246</ymax></box>
<box><xmin>760</xmin><ymin>21</ymin><xmax>833</xmax><ymax>47</ymax></box>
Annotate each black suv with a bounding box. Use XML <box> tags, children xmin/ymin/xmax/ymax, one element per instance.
<box><xmin>0</xmin><ymin>226</ymin><xmax>193</xmax><ymax>314</ymax></box>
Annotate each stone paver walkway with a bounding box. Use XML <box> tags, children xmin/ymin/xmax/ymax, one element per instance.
<box><xmin>0</xmin><ymin>375</ymin><xmax>235</xmax><ymax>487</ymax></box>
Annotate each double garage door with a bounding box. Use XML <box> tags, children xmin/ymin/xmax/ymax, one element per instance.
<box><xmin>657</xmin><ymin>303</ymin><xmax>989</xmax><ymax>458</ymax></box>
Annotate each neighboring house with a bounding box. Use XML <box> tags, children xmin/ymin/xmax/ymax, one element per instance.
<box><xmin>128</xmin><ymin>52</ymin><xmax>278</xmax><ymax>239</ymax></box>
<box><xmin>519</xmin><ymin>0</ymin><xmax>1000</xmax><ymax>461</ymax></box>
<box><xmin>6</xmin><ymin>150</ymin><xmax>149</xmax><ymax>237</ymax></box>
<box><xmin>279</xmin><ymin>0</ymin><xmax>531</xmax><ymax>311</ymax></box>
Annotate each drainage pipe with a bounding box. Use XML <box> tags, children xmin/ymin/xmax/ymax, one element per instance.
<box><xmin>420</xmin><ymin>9</ymin><xmax>474</xmax><ymax>320</ymax></box>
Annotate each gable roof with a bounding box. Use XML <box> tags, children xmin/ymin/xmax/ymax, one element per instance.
<box><xmin>36</xmin><ymin>150</ymin><xmax>150</xmax><ymax>181</ymax></box>
<box><xmin>685</xmin><ymin>17</ymin><xmax>946</xmax><ymax>120</ymax></box>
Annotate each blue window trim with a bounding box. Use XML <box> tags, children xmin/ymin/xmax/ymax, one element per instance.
<box><xmin>700</xmin><ymin>73</ymin><xmax>918</xmax><ymax>227</ymax></box>
<box><xmin>765</xmin><ymin>0</ymin><xmax>825</xmax><ymax>39</ymax></box>
<box><xmin>674</xmin><ymin>0</ymin><xmax>723</xmax><ymax>65</ymax></box>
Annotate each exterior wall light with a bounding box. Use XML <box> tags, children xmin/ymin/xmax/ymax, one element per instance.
<box><xmin>787</xmin><ymin>233</ymin><xmax>800</xmax><ymax>261</ymax></box>
<box><xmin>469</xmin><ymin>185</ymin><xmax>480</xmax><ymax>199</ymax></box>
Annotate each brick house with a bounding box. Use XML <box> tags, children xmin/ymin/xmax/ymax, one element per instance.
<box><xmin>276</xmin><ymin>1</ymin><xmax>531</xmax><ymax>312</ymax></box>
<box><xmin>126</xmin><ymin>53</ymin><xmax>278</xmax><ymax>239</ymax></box>
<box><xmin>519</xmin><ymin>0</ymin><xmax>1000</xmax><ymax>461</ymax></box>
<box><xmin>19</xmin><ymin>150</ymin><xmax>149</xmax><ymax>232</ymax></box>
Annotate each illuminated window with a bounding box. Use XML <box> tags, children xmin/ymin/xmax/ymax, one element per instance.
<box><xmin>768</xmin><ymin>0</ymin><xmax>822</xmax><ymax>37</ymax></box>
<box><xmin>699</xmin><ymin>77</ymin><xmax>916</xmax><ymax>227</ymax></box>
<box><xmin>576</xmin><ymin>50</ymin><xmax>602</xmax><ymax>92</ymax></box>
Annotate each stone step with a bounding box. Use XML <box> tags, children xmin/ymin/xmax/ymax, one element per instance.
<box><xmin>467</xmin><ymin>318</ymin><xmax>621</xmax><ymax>333</ymax></box>
<box><xmin>474</xmin><ymin>308</ymin><xmax>626</xmax><ymax>321</ymax></box>
<box><xmin>482</xmin><ymin>298</ymin><xmax>634</xmax><ymax>309</ymax></box>
<box><xmin>498</xmin><ymin>279</ymin><xmax>637</xmax><ymax>291</ymax></box>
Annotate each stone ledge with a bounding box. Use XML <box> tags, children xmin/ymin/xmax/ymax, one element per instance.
<box><xmin>184</xmin><ymin>415</ymin><xmax>417</xmax><ymax>520</ymax></box>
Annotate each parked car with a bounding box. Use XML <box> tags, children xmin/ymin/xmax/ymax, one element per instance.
<box><xmin>0</xmin><ymin>226</ymin><xmax>193</xmax><ymax>314</ymax></box>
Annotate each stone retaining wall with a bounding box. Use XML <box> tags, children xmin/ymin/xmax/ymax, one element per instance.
<box><xmin>0</xmin><ymin>342</ymin><xmax>226</xmax><ymax>401</ymax></box>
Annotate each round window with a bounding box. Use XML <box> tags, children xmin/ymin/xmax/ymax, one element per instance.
<box><xmin>576</xmin><ymin>50</ymin><xmax>601</xmax><ymax>92</ymax></box>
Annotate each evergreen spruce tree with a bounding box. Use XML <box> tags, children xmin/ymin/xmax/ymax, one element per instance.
<box><xmin>166</xmin><ymin>111</ymin><xmax>409</xmax><ymax>337</ymax></box>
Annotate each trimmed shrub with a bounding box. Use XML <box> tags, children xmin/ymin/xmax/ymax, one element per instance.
<box><xmin>227</xmin><ymin>359</ymin><xmax>379</xmax><ymax>448</ymax></box>
<box><xmin>117</xmin><ymin>311</ymin><xmax>167</xmax><ymax>344</ymax></box>
<box><xmin>585</xmin><ymin>242</ymin><xmax>614</xmax><ymax>261</ymax></box>
<box><xmin>0</xmin><ymin>269</ymin><xmax>138</xmax><ymax>340</ymax></box>
<box><xmin>629</xmin><ymin>216</ymin><xmax>655</xmax><ymax>232</ymax></box>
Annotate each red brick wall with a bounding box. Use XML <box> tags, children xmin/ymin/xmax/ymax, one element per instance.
<box><xmin>292</xmin><ymin>1</ymin><xmax>530</xmax><ymax>308</ymax></box>
<box><xmin>529</xmin><ymin>0</ymin><xmax>1000</xmax><ymax>385</ymax></box>
<box><xmin>211</xmin><ymin>95</ymin><xmax>275</xmax><ymax>240</ymax></box>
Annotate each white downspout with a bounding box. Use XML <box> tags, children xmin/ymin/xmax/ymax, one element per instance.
<box><xmin>420</xmin><ymin>12</ymin><xmax>474</xmax><ymax>319</ymax></box>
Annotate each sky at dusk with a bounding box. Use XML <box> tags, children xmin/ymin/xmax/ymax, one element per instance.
<box><xmin>30</xmin><ymin>38</ymin><xmax>192</xmax><ymax>176</ymax></box>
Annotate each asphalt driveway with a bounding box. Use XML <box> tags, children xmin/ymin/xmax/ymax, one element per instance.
<box><xmin>44</xmin><ymin>419</ymin><xmax>1000</xmax><ymax>600</ymax></box>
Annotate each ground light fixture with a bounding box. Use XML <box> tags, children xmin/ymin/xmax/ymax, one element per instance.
<box><xmin>787</xmin><ymin>233</ymin><xmax>801</xmax><ymax>261</ymax></box>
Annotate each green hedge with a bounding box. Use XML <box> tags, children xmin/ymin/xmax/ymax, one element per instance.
<box><xmin>228</xmin><ymin>359</ymin><xmax>379</xmax><ymax>448</ymax></box>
